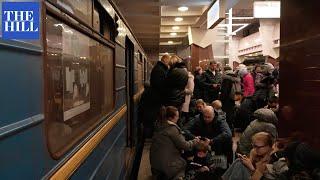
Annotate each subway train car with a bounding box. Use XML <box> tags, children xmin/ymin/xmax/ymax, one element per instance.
<box><xmin>0</xmin><ymin>0</ymin><xmax>151</xmax><ymax>179</ymax></box>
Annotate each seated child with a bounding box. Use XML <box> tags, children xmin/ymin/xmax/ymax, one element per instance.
<box><xmin>185</xmin><ymin>140</ymin><xmax>227</xmax><ymax>180</ymax></box>
<box><xmin>211</xmin><ymin>100</ymin><xmax>226</xmax><ymax>117</ymax></box>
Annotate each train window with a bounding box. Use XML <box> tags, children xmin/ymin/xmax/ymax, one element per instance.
<box><xmin>94</xmin><ymin>0</ymin><xmax>115</xmax><ymax>41</ymax></box>
<box><xmin>55</xmin><ymin>0</ymin><xmax>92</xmax><ymax>25</ymax></box>
<box><xmin>45</xmin><ymin>15</ymin><xmax>114</xmax><ymax>158</ymax></box>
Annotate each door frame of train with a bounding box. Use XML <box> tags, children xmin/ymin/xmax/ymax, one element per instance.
<box><xmin>125</xmin><ymin>37</ymin><xmax>134</xmax><ymax>147</ymax></box>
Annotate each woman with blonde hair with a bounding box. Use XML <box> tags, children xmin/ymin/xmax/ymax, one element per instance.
<box><xmin>164</xmin><ymin>56</ymin><xmax>189</xmax><ymax>109</ymax></box>
<box><xmin>223</xmin><ymin>132</ymin><xmax>274</xmax><ymax>180</ymax></box>
<box><xmin>169</xmin><ymin>55</ymin><xmax>182</xmax><ymax>68</ymax></box>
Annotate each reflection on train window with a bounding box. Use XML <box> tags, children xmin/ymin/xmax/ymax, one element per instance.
<box><xmin>46</xmin><ymin>15</ymin><xmax>114</xmax><ymax>158</ymax></box>
<box><xmin>55</xmin><ymin>0</ymin><xmax>92</xmax><ymax>25</ymax></box>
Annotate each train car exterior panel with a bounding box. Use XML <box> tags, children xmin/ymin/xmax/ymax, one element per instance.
<box><xmin>0</xmin><ymin>43</ymin><xmax>43</xmax><ymax>127</ymax></box>
<box><xmin>71</xmin><ymin>118</ymin><xmax>127</xmax><ymax>180</ymax></box>
<box><xmin>0</xmin><ymin>123</ymin><xmax>56</xmax><ymax>179</ymax></box>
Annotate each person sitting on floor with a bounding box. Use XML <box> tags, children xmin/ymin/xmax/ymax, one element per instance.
<box><xmin>150</xmin><ymin>106</ymin><xmax>200</xmax><ymax>180</ymax></box>
<box><xmin>185</xmin><ymin>140</ymin><xmax>224</xmax><ymax>180</ymax></box>
<box><xmin>222</xmin><ymin>132</ymin><xmax>275</xmax><ymax>180</ymax></box>
<box><xmin>238</xmin><ymin>108</ymin><xmax>278</xmax><ymax>155</ymax></box>
<box><xmin>183</xmin><ymin>106</ymin><xmax>232</xmax><ymax>157</ymax></box>
<box><xmin>211</xmin><ymin>100</ymin><xmax>226</xmax><ymax>118</ymax></box>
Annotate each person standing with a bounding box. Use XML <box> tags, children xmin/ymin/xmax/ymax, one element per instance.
<box><xmin>139</xmin><ymin>55</ymin><xmax>170</xmax><ymax>138</ymax></box>
<box><xmin>181</xmin><ymin>68</ymin><xmax>194</xmax><ymax>126</ymax></box>
<box><xmin>193</xmin><ymin>66</ymin><xmax>206</xmax><ymax>100</ymax></box>
<box><xmin>164</xmin><ymin>56</ymin><xmax>189</xmax><ymax>109</ymax></box>
<box><xmin>203</xmin><ymin>61</ymin><xmax>222</xmax><ymax>103</ymax></box>
<box><xmin>220</xmin><ymin>66</ymin><xmax>241</xmax><ymax>132</ymax></box>
<box><xmin>238</xmin><ymin>65</ymin><xmax>255</xmax><ymax>97</ymax></box>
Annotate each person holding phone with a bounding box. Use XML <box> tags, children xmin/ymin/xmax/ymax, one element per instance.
<box><xmin>222</xmin><ymin>132</ymin><xmax>274</xmax><ymax>180</ymax></box>
<box><xmin>183</xmin><ymin>106</ymin><xmax>232</xmax><ymax>156</ymax></box>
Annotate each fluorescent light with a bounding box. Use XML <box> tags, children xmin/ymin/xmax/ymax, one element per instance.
<box><xmin>254</xmin><ymin>1</ymin><xmax>280</xmax><ymax>18</ymax></box>
<box><xmin>174</xmin><ymin>17</ymin><xmax>183</xmax><ymax>22</ymax></box>
<box><xmin>168</xmin><ymin>41</ymin><xmax>173</xmax><ymax>44</ymax></box>
<box><xmin>178</xmin><ymin>6</ymin><xmax>188</xmax><ymax>12</ymax></box>
<box><xmin>233</xmin><ymin>24</ymin><xmax>249</xmax><ymax>35</ymax></box>
<box><xmin>170</xmin><ymin>32</ymin><xmax>177</xmax><ymax>36</ymax></box>
<box><xmin>172</xmin><ymin>26</ymin><xmax>180</xmax><ymax>30</ymax></box>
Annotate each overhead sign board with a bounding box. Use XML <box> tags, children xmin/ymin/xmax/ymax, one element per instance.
<box><xmin>254</xmin><ymin>1</ymin><xmax>280</xmax><ymax>18</ymax></box>
<box><xmin>207</xmin><ymin>0</ymin><xmax>226</xmax><ymax>29</ymax></box>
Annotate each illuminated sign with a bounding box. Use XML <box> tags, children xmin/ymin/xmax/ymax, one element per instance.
<box><xmin>254</xmin><ymin>1</ymin><xmax>280</xmax><ymax>18</ymax></box>
<box><xmin>1</xmin><ymin>2</ymin><xmax>40</xmax><ymax>39</ymax></box>
<box><xmin>207</xmin><ymin>0</ymin><xmax>225</xmax><ymax>29</ymax></box>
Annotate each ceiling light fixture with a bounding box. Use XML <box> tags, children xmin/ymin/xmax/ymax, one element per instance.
<box><xmin>178</xmin><ymin>6</ymin><xmax>188</xmax><ymax>12</ymax></box>
<box><xmin>174</xmin><ymin>17</ymin><xmax>183</xmax><ymax>22</ymax></box>
<box><xmin>168</xmin><ymin>41</ymin><xmax>173</xmax><ymax>44</ymax></box>
<box><xmin>172</xmin><ymin>26</ymin><xmax>180</xmax><ymax>30</ymax></box>
<box><xmin>170</xmin><ymin>32</ymin><xmax>177</xmax><ymax>36</ymax></box>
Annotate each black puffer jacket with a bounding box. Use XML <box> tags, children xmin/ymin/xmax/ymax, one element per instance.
<box><xmin>164</xmin><ymin>68</ymin><xmax>188</xmax><ymax>108</ymax></box>
<box><xmin>193</xmin><ymin>73</ymin><xmax>208</xmax><ymax>100</ymax></box>
<box><xmin>203</xmin><ymin>70</ymin><xmax>222</xmax><ymax>103</ymax></box>
<box><xmin>150</xmin><ymin>61</ymin><xmax>169</xmax><ymax>96</ymax></box>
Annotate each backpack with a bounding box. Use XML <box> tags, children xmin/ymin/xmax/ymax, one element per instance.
<box><xmin>229</xmin><ymin>82</ymin><xmax>241</xmax><ymax>100</ymax></box>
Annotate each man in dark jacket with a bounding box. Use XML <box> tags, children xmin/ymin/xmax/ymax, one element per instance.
<box><xmin>203</xmin><ymin>61</ymin><xmax>222</xmax><ymax>103</ymax></box>
<box><xmin>183</xmin><ymin>106</ymin><xmax>232</xmax><ymax>155</ymax></box>
<box><xmin>193</xmin><ymin>66</ymin><xmax>206</xmax><ymax>100</ymax></box>
<box><xmin>139</xmin><ymin>55</ymin><xmax>170</xmax><ymax>137</ymax></box>
<box><xmin>220</xmin><ymin>67</ymin><xmax>241</xmax><ymax>132</ymax></box>
<box><xmin>150</xmin><ymin>54</ymin><xmax>170</xmax><ymax>95</ymax></box>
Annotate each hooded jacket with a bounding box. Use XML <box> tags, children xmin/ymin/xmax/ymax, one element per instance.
<box><xmin>239</xmin><ymin>108</ymin><xmax>278</xmax><ymax>155</ymax></box>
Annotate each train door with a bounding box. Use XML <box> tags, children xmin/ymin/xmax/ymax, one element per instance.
<box><xmin>125</xmin><ymin>37</ymin><xmax>134</xmax><ymax>147</ymax></box>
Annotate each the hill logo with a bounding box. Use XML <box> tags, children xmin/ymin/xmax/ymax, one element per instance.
<box><xmin>2</xmin><ymin>2</ymin><xmax>39</xmax><ymax>40</ymax></box>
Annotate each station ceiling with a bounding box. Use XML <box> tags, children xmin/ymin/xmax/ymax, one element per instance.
<box><xmin>113</xmin><ymin>0</ymin><xmax>255</xmax><ymax>62</ymax></box>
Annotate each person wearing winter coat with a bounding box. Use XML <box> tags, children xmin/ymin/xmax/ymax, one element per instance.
<box><xmin>234</xmin><ymin>95</ymin><xmax>257</xmax><ymax>132</ymax></box>
<box><xmin>193</xmin><ymin>66</ymin><xmax>206</xmax><ymax>100</ymax></box>
<box><xmin>220</xmin><ymin>66</ymin><xmax>241</xmax><ymax>131</ymax></box>
<box><xmin>253</xmin><ymin>63</ymin><xmax>276</xmax><ymax>109</ymax></box>
<box><xmin>183</xmin><ymin>106</ymin><xmax>232</xmax><ymax>155</ymax></box>
<box><xmin>150</xmin><ymin>106</ymin><xmax>199</xmax><ymax>180</ymax></box>
<box><xmin>239</xmin><ymin>65</ymin><xmax>255</xmax><ymax>97</ymax></box>
<box><xmin>239</xmin><ymin>108</ymin><xmax>278</xmax><ymax>155</ymax></box>
<box><xmin>203</xmin><ymin>61</ymin><xmax>222</xmax><ymax>103</ymax></box>
<box><xmin>164</xmin><ymin>56</ymin><xmax>189</xmax><ymax>108</ymax></box>
<box><xmin>139</xmin><ymin>55</ymin><xmax>170</xmax><ymax>137</ymax></box>
<box><xmin>181</xmin><ymin>70</ymin><xmax>194</xmax><ymax>125</ymax></box>
<box><xmin>223</xmin><ymin>132</ymin><xmax>275</xmax><ymax>180</ymax></box>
